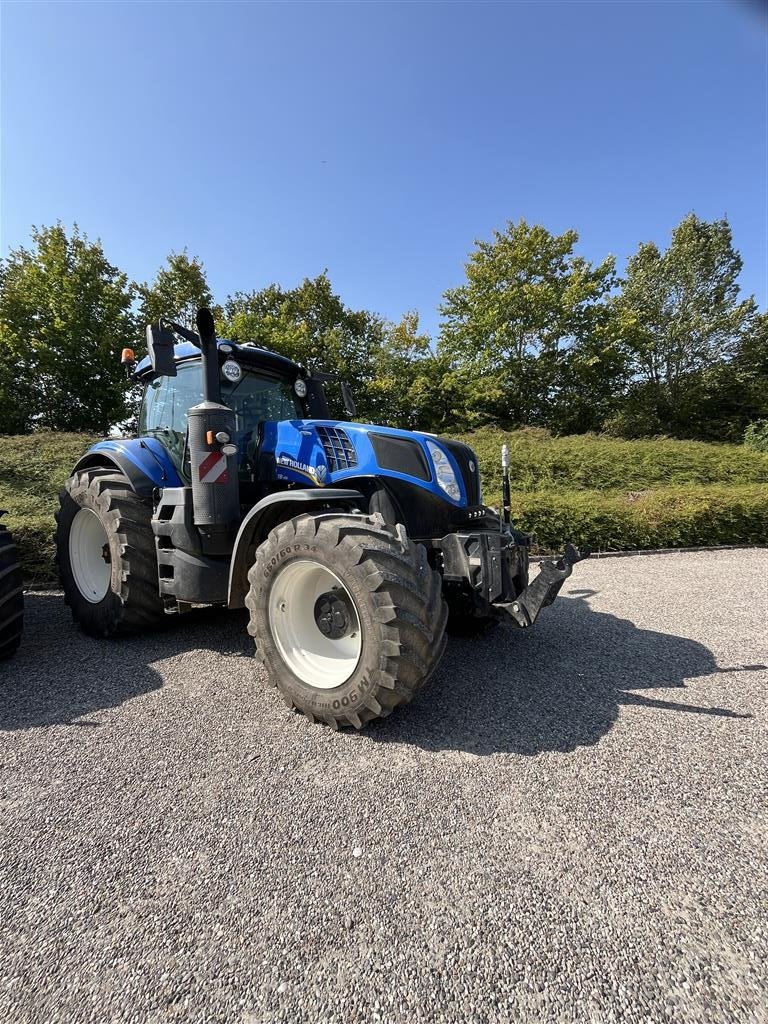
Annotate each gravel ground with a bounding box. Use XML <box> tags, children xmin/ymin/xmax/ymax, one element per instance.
<box><xmin>1</xmin><ymin>549</ymin><xmax>766</xmax><ymax>1024</ymax></box>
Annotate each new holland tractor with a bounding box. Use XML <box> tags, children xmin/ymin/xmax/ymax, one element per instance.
<box><xmin>0</xmin><ymin>512</ymin><xmax>23</xmax><ymax>660</ymax></box>
<box><xmin>54</xmin><ymin>310</ymin><xmax>587</xmax><ymax>728</ymax></box>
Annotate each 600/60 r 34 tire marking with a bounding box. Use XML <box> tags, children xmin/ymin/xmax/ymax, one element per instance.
<box><xmin>245</xmin><ymin>512</ymin><xmax>448</xmax><ymax>729</ymax></box>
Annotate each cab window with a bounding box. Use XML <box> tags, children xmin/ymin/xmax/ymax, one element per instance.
<box><xmin>139</xmin><ymin>359</ymin><xmax>304</xmax><ymax>476</ymax></box>
<box><xmin>139</xmin><ymin>361</ymin><xmax>202</xmax><ymax>470</ymax></box>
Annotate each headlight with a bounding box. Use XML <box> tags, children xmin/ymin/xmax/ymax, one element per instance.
<box><xmin>425</xmin><ymin>440</ymin><xmax>461</xmax><ymax>501</ymax></box>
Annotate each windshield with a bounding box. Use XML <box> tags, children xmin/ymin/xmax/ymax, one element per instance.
<box><xmin>139</xmin><ymin>359</ymin><xmax>304</xmax><ymax>475</ymax></box>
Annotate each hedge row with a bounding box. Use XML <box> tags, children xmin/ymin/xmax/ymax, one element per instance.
<box><xmin>6</xmin><ymin>484</ymin><xmax>767</xmax><ymax>586</ymax></box>
<box><xmin>2</xmin><ymin>432</ymin><xmax>767</xmax><ymax>585</ymax></box>
<box><xmin>460</xmin><ymin>426</ymin><xmax>768</xmax><ymax>495</ymax></box>
<box><xmin>509</xmin><ymin>484</ymin><xmax>768</xmax><ymax>553</ymax></box>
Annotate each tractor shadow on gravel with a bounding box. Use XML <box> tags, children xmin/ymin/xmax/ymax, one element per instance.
<box><xmin>0</xmin><ymin>592</ymin><xmax>238</xmax><ymax>732</ymax></box>
<box><xmin>369</xmin><ymin>589</ymin><xmax>756</xmax><ymax>756</ymax></box>
<box><xmin>3</xmin><ymin>591</ymin><xmax>758</xmax><ymax>744</ymax></box>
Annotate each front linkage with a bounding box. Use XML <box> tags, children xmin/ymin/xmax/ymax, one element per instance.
<box><xmin>431</xmin><ymin>443</ymin><xmax>589</xmax><ymax>630</ymax></box>
<box><xmin>435</xmin><ymin>522</ymin><xmax>589</xmax><ymax>630</ymax></box>
<box><xmin>501</xmin><ymin>541</ymin><xmax>590</xmax><ymax>628</ymax></box>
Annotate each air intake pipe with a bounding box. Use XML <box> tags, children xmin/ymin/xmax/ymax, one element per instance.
<box><xmin>187</xmin><ymin>308</ymin><xmax>240</xmax><ymax>555</ymax></box>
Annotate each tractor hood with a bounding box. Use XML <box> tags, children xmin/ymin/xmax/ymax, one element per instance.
<box><xmin>259</xmin><ymin>420</ymin><xmax>480</xmax><ymax>508</ymax></box>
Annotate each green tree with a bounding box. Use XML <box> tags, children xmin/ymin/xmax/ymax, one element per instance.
<box><xmin>735</xmin><ymin>308</ymin><xmax>768</xmax><ymax>378</ymax></box>
<box><xmin>438</xmin><ymin>220</ymin><xmax>617</xmax><ymax>430</ymax></box>
<box><xmin>218</xmin><ymin>273</ymin><xmax>386</xmax><ymax>421</ymax></box>
<box><xmin>138</xmin><ymin>251</ymin><xmax>215</xmax><ymax>330</ymax></box>
<box><xmin>615</xmin><ymin>214</ymin><xmax>756</xmax><ymax>435</ymax></box>
<box><xmin>676</xmin><ymin>309</ymin><xmax>768</xmax><ymax>442</ymax></box>
<box><xmin>547</xmin><ymin>323</ymin><xmax>629</xmax><ymax>436</ymax></box>
<box><xmin>365</xmin><ymin>312</ymin><xmax>453</xmax><ymax>430</ymax></box>
<box><xmin>0</xmin><ymin>224</ymin><xmax>135</xmax><ymax>434</ymax></box>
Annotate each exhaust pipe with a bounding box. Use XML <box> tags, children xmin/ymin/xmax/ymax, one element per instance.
<box><xmin>187</xmin><ymin>308</ymin><xmax>240</xmax><ymax>555</ymax></box>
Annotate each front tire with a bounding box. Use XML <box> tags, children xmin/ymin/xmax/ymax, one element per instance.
<box><xmin>246</xmin><ymin>512</ymin><xmax>448</xmax><ymax>729</ymax></box>
<box><xmin>55</xmin><ymin>469</ymin><xmax>166</xmax><ymax>637</ymax></box>
<box><xmin>0</xmin><ymin>518</ymin><xmax>23</xmax><ymax>660</ymax></box>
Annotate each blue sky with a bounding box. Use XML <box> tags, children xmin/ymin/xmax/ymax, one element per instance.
<box><xmin>1</xmin><ymin>1</ymin><xmax>766</xmax><ymax>337</ymax></box>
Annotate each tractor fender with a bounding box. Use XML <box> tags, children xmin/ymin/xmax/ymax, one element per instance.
<box><xmin>227</xmin><ymin>488</ymin><xmax>365</xmax><ymax>608</ymax></box>
<box><xmin>71</xmin><ymin>439</ymin><xmax>183</xmax><ymax>496</ymax></box>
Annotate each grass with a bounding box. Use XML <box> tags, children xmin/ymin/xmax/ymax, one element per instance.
<box><xmin>1</xmin><ymin>428</ymin><xmax>766</xmax><ymax>584</ymax></box>
<box><xmin>0</xmin><ymin>432</ymin><xmax>98</xmax><ymax>583</ymax></box>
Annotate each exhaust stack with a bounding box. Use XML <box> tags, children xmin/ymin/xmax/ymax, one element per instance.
<box><xmin>187</xmin><ymin>308</ymin><xmax>240</xmax><ymax>555</ymax></box>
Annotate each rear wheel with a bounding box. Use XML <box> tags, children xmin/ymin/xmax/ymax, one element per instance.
<box><xmin>0</xmin><ymin>518</ymin><xmax>24</xmax><ymax>660</ymax></box>
<box><xmin>55</xmin><ymin>469</ymin><xmax>166</xmax><ymax>637</ymax></box>
<box><xmin>246</xmin><ymin>512</ymin><xmax>448</xmax><ymax>729</ymax></box>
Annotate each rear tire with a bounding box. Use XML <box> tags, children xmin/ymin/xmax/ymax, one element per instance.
<box><xmin>245</xmin><ymin>512</ymin><xmax>448</xmax><ymax>729</ymax></box>
<box><xmin>0</xmin><ymin>518</ymin><xmax>24</xmax><ymax>660</ymax></box>
<box><xmin>55</xmin><ymin>469</ymin><xmax>166</xmax><ymax>637</ymax></box>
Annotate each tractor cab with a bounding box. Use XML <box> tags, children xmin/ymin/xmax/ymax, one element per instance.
<box><xmin>135</xmin><ymin>343</ymin><xmax>312</xmax><ymax>484</ymax></box>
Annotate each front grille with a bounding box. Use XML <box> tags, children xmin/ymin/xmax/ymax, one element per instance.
<box><xmin>369</xmin><ymin>433</ymin><xmax>431</xmax><ymax>481</ymax></box>
<box><xmin>316</xmin><ymin>426</ymin><xmax>358</xmax><ymax>472</ymax></box>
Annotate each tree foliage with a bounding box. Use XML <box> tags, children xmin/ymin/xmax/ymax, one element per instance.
<box><xmin>138</xmin><ymin>251</ymin><xmax>215</xmax><ymax>330</ymax></box>
<box><xmin>218</xmin><ymin>273</ymin><xmax>388</xmax><ymax>421</ymax></box>
<box><xmin>0</xmin><ymin>224</ymin><xmax>134</xmax><ymax>433</ymax></box>
<box><xmin>613</xmin><ymin>214</ymin><xmax>757</xmax><ymax>438</ymax></box>
<box><xmin>438</xmin><ymin>220</ymin><xmax>619</xmax><ymax>430</ymax></box>
<box><xmin>366</xmin><ymin>312</ymin><xmax>454</xmax><ymax>430</ymax></box>
<box><xmin>0</xmin><ymin>215</ymin><xmax>763</xmax><ymax>444</ymax></box>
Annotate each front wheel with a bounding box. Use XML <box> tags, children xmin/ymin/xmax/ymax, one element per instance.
<box><xmin>245</xmin><ymin>512</ymin><xmax>448</xmax><ymax>729</ymax></box>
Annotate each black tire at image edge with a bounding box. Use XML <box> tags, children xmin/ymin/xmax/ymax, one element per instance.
<box><xmin>0</xmin><ymin>521</ymin><xmax>24</xmax><ymax>660</ymax></box>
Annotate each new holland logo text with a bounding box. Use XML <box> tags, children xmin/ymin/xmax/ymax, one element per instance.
<box><xmin>276</xmin><ymin>455</ymin><xmax>327</xmax><ymax>485</ymax></box>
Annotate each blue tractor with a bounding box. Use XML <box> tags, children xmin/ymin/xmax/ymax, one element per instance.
<box><xmin>55</xmin><ymin>310</ymin><xmax>587</xmax><ymax>728</ymax></box>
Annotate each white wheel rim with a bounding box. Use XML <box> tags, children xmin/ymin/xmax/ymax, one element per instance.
<box><xmin>69</xmin><ymin>508</ymin><xmax>112</xmax><ymax>604</ymax></box>
<box><xmin>268</xmin><ymin>560</ymin><xmax>362</xmax><ymax>689</ymax></box>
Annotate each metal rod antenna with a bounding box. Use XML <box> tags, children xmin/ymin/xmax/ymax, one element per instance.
<box><xmin>501</xmin><ymin>443</ymin><xmax>511</xmax><ymax>526</ymax></box>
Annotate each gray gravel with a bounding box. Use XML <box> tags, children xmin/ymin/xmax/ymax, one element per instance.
<box><xmin>1</xmin><ymin>549</ymin><xmax>766</xmax><ymax>1024</ymax></box>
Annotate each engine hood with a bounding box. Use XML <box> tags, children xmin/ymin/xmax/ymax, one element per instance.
<box><xmin>258</xmin><ymin>420</ymin><xmax>479</xmax><ymax>508</ymax></box>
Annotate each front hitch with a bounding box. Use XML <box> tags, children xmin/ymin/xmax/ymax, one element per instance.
<box><xmin>499</xmin><ymin>543</ymin><xmax>590</xmax><ymax>628</ymax></box>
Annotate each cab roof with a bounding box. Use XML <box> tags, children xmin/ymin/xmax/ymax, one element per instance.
<box><xmin>135</xmin><ymin>339</ymin><xmax>304</xmax><ymax>380</ymax></box>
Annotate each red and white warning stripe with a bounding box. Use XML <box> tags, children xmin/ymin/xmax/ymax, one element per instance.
<box><xmin>196</xmin><ymin>450</ymin><xmax>229</xmax><ymax>484</ymax></box>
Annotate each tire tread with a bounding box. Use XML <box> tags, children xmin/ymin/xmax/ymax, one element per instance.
<box><xmin>0</xmin><ymin>520</ymin><xmax>23</xmax><ymax>660</ymax></box>
<box><xmin>55</xmin><ymin>470</ymin><xmax>165</xmax><ymax>637</ymax></box>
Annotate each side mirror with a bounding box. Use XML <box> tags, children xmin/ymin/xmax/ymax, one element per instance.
<box><xmin>146</xmin><ymin>323</ymin><xmax>177</xmax><ymax>377</ymax></box>
<box><xmin>306</xmin><ymin>377</ymin><xmax>331</xmax><ymax>419</ymax></box>
<box><xmin>340</xmin><ymin>382</ymin><xmax>356</xmax><ymax>418</ymax></box>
